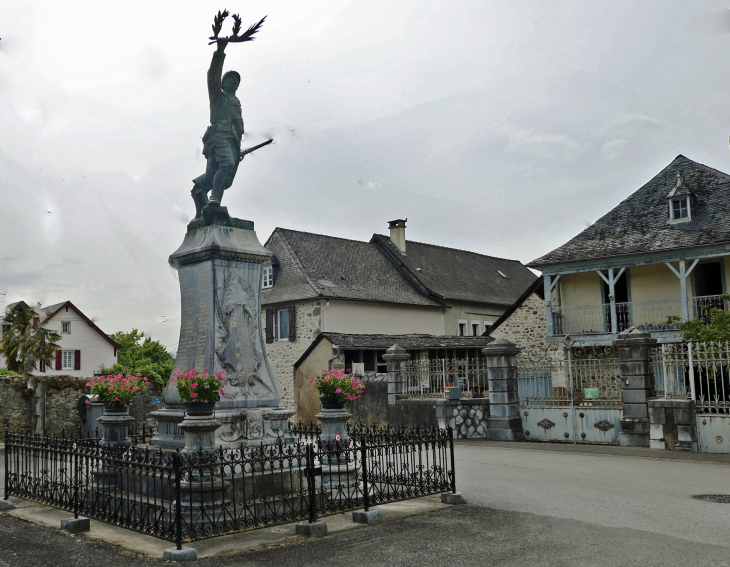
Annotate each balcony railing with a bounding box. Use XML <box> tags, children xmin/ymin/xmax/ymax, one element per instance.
<box><xmin>552</xmin><ymin>298</ymin><xmax>687</xmax><ymax>336</ymax></box>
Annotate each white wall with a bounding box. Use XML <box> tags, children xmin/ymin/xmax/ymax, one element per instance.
<box><xmin>323</xmin><ymin>300</ymin><xmax>445</xmax><ymax>335</ymax></box>
<box><xmin>0</xmin><ymin>306</ymin><xmax>117</xmax><ymax>378</ymax></box>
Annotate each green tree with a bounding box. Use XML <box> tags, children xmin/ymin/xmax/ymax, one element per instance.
<box><xmin>670</xmin><ymin>293</ymin><xmax>730</xmax><ymax>342</ymax></box>
<box><xmin>99</xmin><ymin>329</ymin><xmax>174</xmax><ymax>393</ymax></box>
<box><xmin>0</xmin><ymin>305</ymin><xmax>61</xmax><ymax>375</ymax></box>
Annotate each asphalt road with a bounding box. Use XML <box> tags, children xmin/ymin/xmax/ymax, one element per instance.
<box><xmin>3</xmin><ymin>441</ymin><xmax>730</xmax><ymax>566</ymax></box>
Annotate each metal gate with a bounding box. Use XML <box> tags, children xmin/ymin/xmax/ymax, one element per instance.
<box><xmin>517</xmin><ymin>338</ymin><xmax>623</xmax><ymax>444</ymax></box>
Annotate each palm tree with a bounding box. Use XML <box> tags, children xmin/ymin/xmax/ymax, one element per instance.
<box><xmin>1</xmin><ymin>305</ymin><xmax>60</xmax><ymax>374</ymax></box>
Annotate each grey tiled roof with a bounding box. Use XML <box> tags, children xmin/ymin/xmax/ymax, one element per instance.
<box><xmin>372</xmin><ymin>235</ymin><xmax>537</xmax><ymax>307</ymax></box>
<box><xmin>530</xmin><ymin>155</ymin><xmax>730</xmax><ymax>267</ymax></box>
<box><xmin>319</xmin><ymin>332</ymin><xmax>494</xmax><ymax>349</ymax></box>
<box><xmin>262</xmin><ymin>229</ymin><xmax>442</xmax><ymax>306</ymax></box>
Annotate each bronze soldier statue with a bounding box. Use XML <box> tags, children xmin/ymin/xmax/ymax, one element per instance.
<box><xmin>192</xmin><ymin>11</ymin><xmax>270</xmax><ymax>218</ymax></box>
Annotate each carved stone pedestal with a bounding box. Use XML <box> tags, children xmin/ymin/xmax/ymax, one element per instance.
<box><xmin>150</xmin><ymin>210</ymin><xmax>293</xmax><ymax>450</ymax></box>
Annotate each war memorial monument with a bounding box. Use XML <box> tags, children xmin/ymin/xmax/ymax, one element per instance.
<box><xmin>150</xmin><ymin>11</ymin><xmax>295</xmax><ymax>451</ymax></box>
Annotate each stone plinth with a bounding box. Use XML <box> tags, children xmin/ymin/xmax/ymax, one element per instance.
<box><xmin>151</xmin><ymin>211</ymin><xmax>294</xmax><ymax>449</ymax></box>
<box><xmin>613</xmin><ymin>327</ymin><xmax>656</xmax><ymax>447</ymax></box>
<box><xmin>383</xmin><ymin>345</ymin><xmax>410</xmax><ymax>406</ymax></box>
<box><xmin>483</xmin><ymin>338</ymin><xmax>525</xmax><ymax>442</ymax></box>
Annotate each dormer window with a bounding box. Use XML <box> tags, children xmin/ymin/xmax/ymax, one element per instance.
<box><xmin>262</xmin><ymin>267</ymin><xmax>274</xmax><ymax>289</ymax></box>
<box><xmin>671</xmin><ymin>197</ymin><xmax>689</xmax><ymax>220</ymax></box>
<box><xmin>667</xmin><ymin>172</ymin><xmax>692</xmax><ymax>224</ymax></box>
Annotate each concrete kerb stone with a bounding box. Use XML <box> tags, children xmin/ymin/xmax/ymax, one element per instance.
<box><xmin>162</xmin><ymin>547</ymin><xmax>198</xmax><ymax>562</ymax></box>
<box><xmin>295</xmin><ymin>520</ymin><xmax>328</xmax><ymax>536</ymax></box>
<box><xmin>61</xmin><ymin>517</ymin><xmax>90</xmax><ymax>533</ymax></box>
<box><xmin>441</xmin><ymin>492</ymin><xmax>466</xmax><ymax>505</ymax></box>
<box><xmin>352</xmin><ymin>509</ymin><xmax>382</xmax><ymax>524</ymax></box>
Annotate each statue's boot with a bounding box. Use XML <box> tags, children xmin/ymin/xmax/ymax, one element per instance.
<box><xmin>209</xmin><ymin>170</ymin><xmax>227</xmax><ymax>205</ymax></box>
<box><xmin>191</xmin><ymin>187</ymin><xmax>209</xmax><ymax>219</ymax></box>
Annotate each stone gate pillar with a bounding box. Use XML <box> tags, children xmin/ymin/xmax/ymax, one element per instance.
<box><xmin>383</xmin><ymin>345</ymin><xmax>410</xmax><ymax>405</ymax></box>
<box><xmin>613</xmin><ymin>327</ymin><xmax>656</xmax><ymax>447</ymax></box>
<box><xmin>483</xmin><ymin>338</ymin><xmax>525</xmax><ymax>441</ymax></box>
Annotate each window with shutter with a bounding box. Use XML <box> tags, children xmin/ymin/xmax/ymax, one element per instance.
<box><xmin>265</xmin><ymin>309</ymin><xmax>275</xmax><ymax>344</ymax></box>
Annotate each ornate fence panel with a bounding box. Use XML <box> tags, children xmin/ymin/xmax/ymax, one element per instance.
<box><xmin>516</xmin><ymin>339</ymin><xmax>622</xmax><ymax>444</ymax></box>
<box><xmin>401</xmin><ymin>358</ymin><xmax>488</xmax><ymax>399</ymax></box>
<box><xmin>5</xmin><ymin>425</ymin><xmax>456</xmax><ymax>549</ymax></box>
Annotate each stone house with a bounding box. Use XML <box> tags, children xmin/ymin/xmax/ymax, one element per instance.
<box><xmin>260</xmin><ymin>220</ymin><xmax>536</xmax><ymax>410</ymax></box>
<box><xmin>1</xmin><ymin>300</ymin><xmax>121</xmax><ymax>377</ymax></box>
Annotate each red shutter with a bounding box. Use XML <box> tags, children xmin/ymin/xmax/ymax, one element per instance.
<box><xmin>55</xmin><ymin>350</ymin><xmax>62</xmax><ymax>371</ymax></box>
<box><xmin>74</xmin><ymin>350</ymin><xmax>81</xmax><ymax>371</ymax></box>
<box><xmin>33</xmin><ymin>316</ymin><xmax>39</xmax><ymax>327</ymax></box>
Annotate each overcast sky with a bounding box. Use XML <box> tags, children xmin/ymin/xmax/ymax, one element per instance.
<box><xmin>2</xmin><ymin>1</ymin><xmax>730</xmax><ymax>351</ymax></box>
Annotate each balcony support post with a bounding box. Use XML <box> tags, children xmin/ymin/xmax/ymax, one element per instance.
<box><xmin>543</xmin><ymin>275</ymin><xmax>561</xmax><ymax>336</ymax></box>
<box><xmin>597</xmin><ymin>268</ymin><xmax>624</xmax><ymax>335</ymax></box>
<box><xmin>665</xmin><ymin>259</ymin><xmax>699</xmax><ymax>321</ymax></box>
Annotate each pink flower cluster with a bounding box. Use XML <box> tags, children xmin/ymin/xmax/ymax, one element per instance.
<box><xmin>174</xmin><ymin>368</ymin><xmax>227</xmax><ymax>404</ymax></box>
<box><xmin>86</xmin><ymin>373</ymin><xmax>150</xmax><ymax>406</ymax></box>
<box><xmin>311</xmin><ymin>369</ymin><xmax>365</xmax><ymax>404</ymax></box>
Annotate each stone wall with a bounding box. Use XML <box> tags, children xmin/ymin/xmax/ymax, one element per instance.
<box><xmin>0</xmin><ymin>374</ymin><xmax>31</xmax><ymax>438</ymax></box>
<box><xmin>490</xmin><ymin>292</ymin><xmax>546</xmax><ymax>360</ymax></box>
<box><xmin>0</xmin><ymin>374</ymin><xmax>88</xmax><ymax>439</ymax></box>
<box><xmin>45</xmin><ymin>376</ymin><xmax>88</xmax><ymax>435</ymax></box>
<box><xmin>262</xmin><ymin>300</ymin><xmax>322</xmax><ymax>410</ymax></box>
<box><xmin>347</xmin><ymin>375</ymin><xmax>490</xmax><ymax>439</ymax></box>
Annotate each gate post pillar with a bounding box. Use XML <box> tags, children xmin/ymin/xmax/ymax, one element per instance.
<box><xmin>483</xmin><ymin>338</ymin><xmax>525</xmax><ymax>441</ymax></box>
<box><xmin>383</xmin><ymin>345</ymin><xmax>410</xmax><ymax>405</ymax></box>
<box><xmin>614</xmin><ymin>327</ymin><xmax>656</xmax><ymax>447</ymax></box>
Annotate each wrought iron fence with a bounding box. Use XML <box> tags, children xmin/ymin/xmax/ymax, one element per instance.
<box><xmin>651</xmin><ymin>341</ymin><xmax>730</xmax><ymax>414</ymax></box>
<box><xmin>400</xmin><ymin>358</ymin><xmax>488</xmax><ymax>399</ymax></box>
<box><xmin>4</xmin><ymin>424</ymin><xmax>455</xmax><ymax>550</ymax></box>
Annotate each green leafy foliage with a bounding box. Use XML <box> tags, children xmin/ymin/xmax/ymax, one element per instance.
<box><xmin>0</xmin><ymin>305</ymin><xmax>61</xmax><ymax>375</ymax></box>
<box><xmin>99</xmin><ymin>329</ymin><xmax>173</xmax><ymax>393</ymax></box>
<box><xmin>672</xmin><ymin>293</ymin><xmax>730</xmax><ymax>342</ymax></box>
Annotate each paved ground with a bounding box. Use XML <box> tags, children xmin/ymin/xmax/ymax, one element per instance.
<box><xmin>3</xmin><ymin>441</ymin><xmax>730</xmax><ymax>565</ymax></box>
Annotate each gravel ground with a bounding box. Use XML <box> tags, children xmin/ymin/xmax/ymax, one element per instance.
<box><xmin>2</xmin><ymin>504</ymin><xmax>730</xmax><ymax>567</ymax></box>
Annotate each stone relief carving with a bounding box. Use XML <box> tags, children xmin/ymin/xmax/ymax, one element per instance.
<box><xmin>245</xmin><ymin>410</ymin><xmax>264</xmax><ymax>439</ymax></box>
<box><xmin>214</xmin><ymin>266</ymin><xmax>275</xmax><ymax>400</ymax></box>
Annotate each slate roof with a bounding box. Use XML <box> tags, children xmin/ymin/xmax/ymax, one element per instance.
<box><xmin>372</xmin><ymin>234</ymin><xmax>537</xmax><ymax>307</ymax></box>
<box><xmin>530</xmin><ymin>155</ymin><xmax>730</xmax><ymax>267</ymax></box>
<box><xmin>294</xmin><ymin>332</ymin><xmax>494</xmax><ymax>368</ymax></box>
<box><xmin>262</xmin><ymin>229</ymin><xmax>442</xmax><ymax>307</ymax></box>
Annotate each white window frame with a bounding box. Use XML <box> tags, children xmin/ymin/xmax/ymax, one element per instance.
<box><xmin>669</xmin><ymin>197</ymin><xmax>691</xmax><ymax>223</ymax></box>
<box><xmin>62</xmin><ymin>350</ymin><xmax>74</xmax><ymax>370</ymax></box>
<box><xmin>471</xmin><ymin>320</ymin><xmax>481</xmax><ymax>336</ymax></box>
<box><xmin>61</xmin><ymin>321</ymin><xmax>71</xmax><ymax>334</ymax></box>
<box><xmin>262</xmin><ymin>267</ymin><xmax>274</xmax><ymax>289</ymax></box>
<box><xmin>458</xmin><ymin>319</ymin><xmax>467</xmax><ymax>337</ymax></box>
<box><xmin>277</xmin><ymin>309</ymin><xmax>290</xmax><ymax>342</ymax></box>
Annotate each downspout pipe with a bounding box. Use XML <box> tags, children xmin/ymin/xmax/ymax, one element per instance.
<box><xmin>328</xmin><ymin>345</ymin><xmax>341</xmax><ymax>371</ymax></box>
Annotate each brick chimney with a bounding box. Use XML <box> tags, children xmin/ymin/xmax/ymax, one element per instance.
<box><xmin>388</xmin><ymin>219</ymin><xmax>407</xmax><ymax>253</ymax></box>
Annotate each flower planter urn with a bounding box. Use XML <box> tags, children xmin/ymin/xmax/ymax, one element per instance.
<box><xmin>97</xmin><ymin>402</ymin><xmax>136</xmax><ymax>452</ymax></box>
